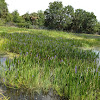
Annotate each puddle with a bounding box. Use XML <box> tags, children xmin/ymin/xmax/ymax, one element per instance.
<box><xmin>92</xmin><ymin>49</ymin><xmax>100</xmax><ymax>77</ymax></box>
<box><xmin>0</xmin><ymin>57</ymin><xmax>8</xmax><ymax>66</ymax></box>
<box><xmin>92</xmin><ymin>49</ymin><xmax>100</xmax><ymax>67</ymax></box>
<box><xmin>0</xmin><ymin>84</ymin><xmax>60</xmax><ymax>100</ymax></box>
<box><xmin>80</xmin><ymin>47</ymin><xmax>100</xmax><ymax>70</ymax></box>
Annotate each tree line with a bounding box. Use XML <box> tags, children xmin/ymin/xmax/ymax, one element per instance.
<box><xmin>0</xmin><ymin>0</ymin><xmax>100</xmax><ymax>34</ymax></box>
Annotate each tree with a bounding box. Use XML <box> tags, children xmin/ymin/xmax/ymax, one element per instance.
<box><xmin>22</xmin><ymin>12</ymin><xmax>31</xmax><ymax>23</ymax></box>
<box><xmin>44</xmin><ymin>1</ymin><xmax>63</xmax><ymax>30</ymax></box>
<box><xmin>37</xmin><ymin>10</ymin><xmax>45</xmax><ymax>27</ymax></box>
<box><xmin>84</xmin><ymin>12</ymin><xmax>97</xmax><ymax>33</ymax></box>
<box><xmin>0</xmin><ymin>0</ymin><xmax>8</xmax><ymax>18</ymax></box>
<box><xmin>62</xmin><ymin>5</ymin><xmax>74</xmax><ymax>31</ymax></box>
<box><xmin>12</xmin><ymin>10</ymin><xmax>25</xmax><ymax>23</ymax></box>
<box><xmin>94</xmin><ymin>21</ymin><xmax>100</xmax><ymax>34</ymax></box>
<box><xmin>44</xmin><ymin>1</ymin><xmax>75</xmax><ymax>31</ymax></box>
<box><xmin>12</xmin><ymin>10</ymin><xmax>20</xmax><ymax>23</ymax></box>
<box><xmin>6</xmin><ymin>13</ymin><xmax>13</xmax><ymax>22</ymax></box>
<box><xmin>72</xmin><ymin>9</ymin><xmax>85</xmax><ymax>33</ymax></box>
<box><xmin>72</xmin><ymin>9</ymin><xmax>97</xmax><ymax>33</ymax></box>
<box><xmin>30</xmin><ymin>12</ymin><xmax>38</xmax><ymax>25</ymax></box>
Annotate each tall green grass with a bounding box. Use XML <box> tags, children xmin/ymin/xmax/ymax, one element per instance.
<box><xmin>0</xmin><ymin>26</ymin><xmax>100</xmax><ymax>99</ymax></box>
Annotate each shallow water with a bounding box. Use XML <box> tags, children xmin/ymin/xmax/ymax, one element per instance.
<box><xmin>0</xmin><ymin>57</ymin><xmax>7</xmax><ymax>66</ymax></box>
<box><xmin>92</xmin><ymin>49</ymin><xmax>100</xmax><ymax>67</ymax></box>
<box><xmin>0</xmin><ymin>84</ymin><xmax>60</xmax><ymax>100</ymax></box>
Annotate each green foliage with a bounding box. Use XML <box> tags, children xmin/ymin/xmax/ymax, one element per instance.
<box><xmin>0</xmin><ymin>18</ymin><xmax>6</xmax><ymax>25</ymax></box>
<box><xmin>72</xmin><ymin>9</ymin><xmax>97</xmax><ymax>34</ymax></box>
<box><xmin>0</xmin><ymin>0</ymin><xmax>8</xmax><ymax>18</ymax></box>
<box><xmin>62</xmin><ymin>5</ymin><xmax>74</xmax><ymax>31</ymax></box>
<box><xmin>30</xmin><ymin>12</ymin><xmax>38</xmax><ymax>25</ymax></box>
<box><xmin>22</xmin><ymin>11</ymin><xmax>45</xmax><ymax>28</ymax></box>
<box><xmin>0</xmin><ymin>26</ymin><xmax>100</xmax><ymax>99</ymax></box>
<box><xmin>0</xmin><ymin>0</ymin><xmax>99</xmax><ymax>33</ymax></box>
<box><xmin>94</xmin><ymin>21</ymin><xmax>100</xmax><ymax>34</ymax></box>
<box><xmin>44</xmin><ymin>1</ymin><xmax>97</xmax><ymax>34</ymax></box>
<box><xmin>16</xmin><ymin>22</ymin><xmax>32</xmax><ymax>28</ymax></box>
<box><xmin>37</xmin><ymin>10</ymin><xmax>45</xmax><ymax>27</ymax></box>
<box><xmin>6</xmin><ymin>13</ymin><xmax>13</xmax><ymax>22</ymax></box>
<box><xmin>44</xmin><ymin>1</ymin><xmax>63</xmax><ymax>30</ymax></box>
<box><xmin>11</xmin><ymin>10</ymin><xmax>25</xmax><ymax>23</ymax></box>
<box><xmin>22</xmin><ymin>12</ymin><xmax>31</xmax><ymax>24</ymax></box>
<box><xmin>22</xmin><ymin>12</ymin><xmax>38</xmax><ymax>25</ymax></box>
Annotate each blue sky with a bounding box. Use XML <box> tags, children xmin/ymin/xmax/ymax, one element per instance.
<box><xmin>5</xmin><ymin>0</ymin><xmax>100</xmax><ymax>21</ymax></box>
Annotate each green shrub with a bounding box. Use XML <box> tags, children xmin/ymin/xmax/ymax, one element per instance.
<box><xmin>16</xmin><ymin>22</ymin><xmax>32</xmax><ymax>28</ymax></box>
<box><xmin>0</xmin><ymin>18</ymin><xmax>6</xmax><ymax>26</ymax></box>
<box><xmin>6</xmin><ymin>21</ymin><xmax>16</xmax><ymax>27</ymax></box>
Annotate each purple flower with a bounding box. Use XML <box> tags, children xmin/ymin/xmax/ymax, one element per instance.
<box><xmin>3</xmin><ymin>57</ymin><xmax>6</xmax><ymax>61</ymax></box>
<box><xmin>32</xmin><ymin>75</ymin><xmax>34</xmax><ymax>77</ymax></box>
<box><xmin>61</xmin><ymin>59</ymin><xmax>63</xmax><ymax>62</ymax></box>
<box><xmin>26</xmin><ymin>52</ymin><xmax>28</xmax><ymax>55</ymax></box>
<box><xmin>75</xmin><ymin>66</ymin><xmax>77</xmax><ymax>73</ymax></box>
<box><xmin>96</xmin><ymin>68</ymin><xmax>98</xmax><ymax>72</ymax></box>
<box><xmin>36</xmin><ymin>54</ymin><xmax>38</xmax><ymax>57</ymax></box>
<box><xmin>3</xmin><ymin>78</ymin><xmax>5</xmax><ymax>82</ymax></box>
<box><xmin>54</xmin><ymin>55</ymin><xmax>57</xmax><ymax>59</ymax></box>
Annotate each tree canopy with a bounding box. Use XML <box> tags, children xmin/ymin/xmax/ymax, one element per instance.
<box><xmin>0</xmin><ymin>0</ymin><xmax>8</xmax><ymax>18</ymax></box>
<box><xmin>44</xmin><ymin>1</ymin><xmax>97</xmax><ymax>34</ymax></box>
<box><xmin>0</xmin><ymin>0</ymin><xmax>99</xmax><ymax>34</ymax></box>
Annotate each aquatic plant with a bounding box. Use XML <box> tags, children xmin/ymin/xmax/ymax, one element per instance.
<box><xmin>0</xmin><ymin>26</ymin><xmax>100</xmax><ymax>99</ymax></box>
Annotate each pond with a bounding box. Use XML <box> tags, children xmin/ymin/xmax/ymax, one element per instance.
<box><xmin>0</xmin><ymin>48</ymin><xmax>100</xmax><ymax>100</ymax></box>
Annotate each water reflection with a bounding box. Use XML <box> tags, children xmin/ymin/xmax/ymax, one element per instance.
<box><xmin>0</xmin><ymin>57</ymin><xmax>7</xmax><ymax>66</ymax></box>
<box><xmin>0</xmin><ymin>83</ymin><xmax>60</xmax><ymax>100</ymax></box>
<box><xmin>92</xmin><ymin>49</ymin><xmax>100</xmax><ymax>67</ymax></box>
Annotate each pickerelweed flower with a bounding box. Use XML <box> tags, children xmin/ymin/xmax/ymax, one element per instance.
<box><xmin>61</xmin><ymin>59</ymin><xmax>63</xmax><ymax>62</ymax></box>
<box><xmin>96</xmin><ymin>67</ymin><xmax>98</xmax><ymax>72</ymax></box>
<box><xmin>3</xmin><ymin>78</ymin><xmax>5</xmax><ymax>82</ymax></box>
<box><xmin>54</xmin><ymin>55</ymin><xmax>57</xmax><ymax>59</ymax></box>
<box><xmin>36</xmin><ymin>54</ymin><xmax>38</xmax><ymax>57</ymax></box>
<box><xmin>26</xmin><ymin>52</ymin><xmax>28</xmax><ymax>56</ymax></box>
<box><xmin>32</xmin><ymin>75</ymin><xmax>34</xmax><ymax>77</ymax></box>
<box><xmin>75</xmin><ymin>66</ymin><xmax>77</xmax><ymax>73</ymax></box>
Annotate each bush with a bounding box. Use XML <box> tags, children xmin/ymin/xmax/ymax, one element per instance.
<box><xmin>6</xmin><ymin>21</ymin><xmax>17</xmax><ymax>27</ymax></box>
<box><xmin>16</xmin><ymin>22</ymin><xmax>32</xmax><ymax>28</ymax></box>
<box><xmin>0</xmin><ymin>18</ymin><xmax>6</xmax><ymax>26</ymax></box>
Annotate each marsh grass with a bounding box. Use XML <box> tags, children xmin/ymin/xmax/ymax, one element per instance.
<box><xmin>0</xmin><ymin>26</ymin><xmax>100</xmax><ymax>99</ymax></box>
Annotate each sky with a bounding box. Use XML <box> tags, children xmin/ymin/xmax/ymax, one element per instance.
<box><xmin>5</xmin><ymin>0</ymin><xmax>100</xmax><ymax>21</ymax></box>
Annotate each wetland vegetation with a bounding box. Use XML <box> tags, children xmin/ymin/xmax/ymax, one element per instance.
<box><xmin>0</xmin><ymin>26</ymin><xmax>100</xmax><ymax>99</ymax></box>
<box><xmin>0</xmin><ymin>0</ymin><xmax>100</xmax><ymax>99</ymax></box>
